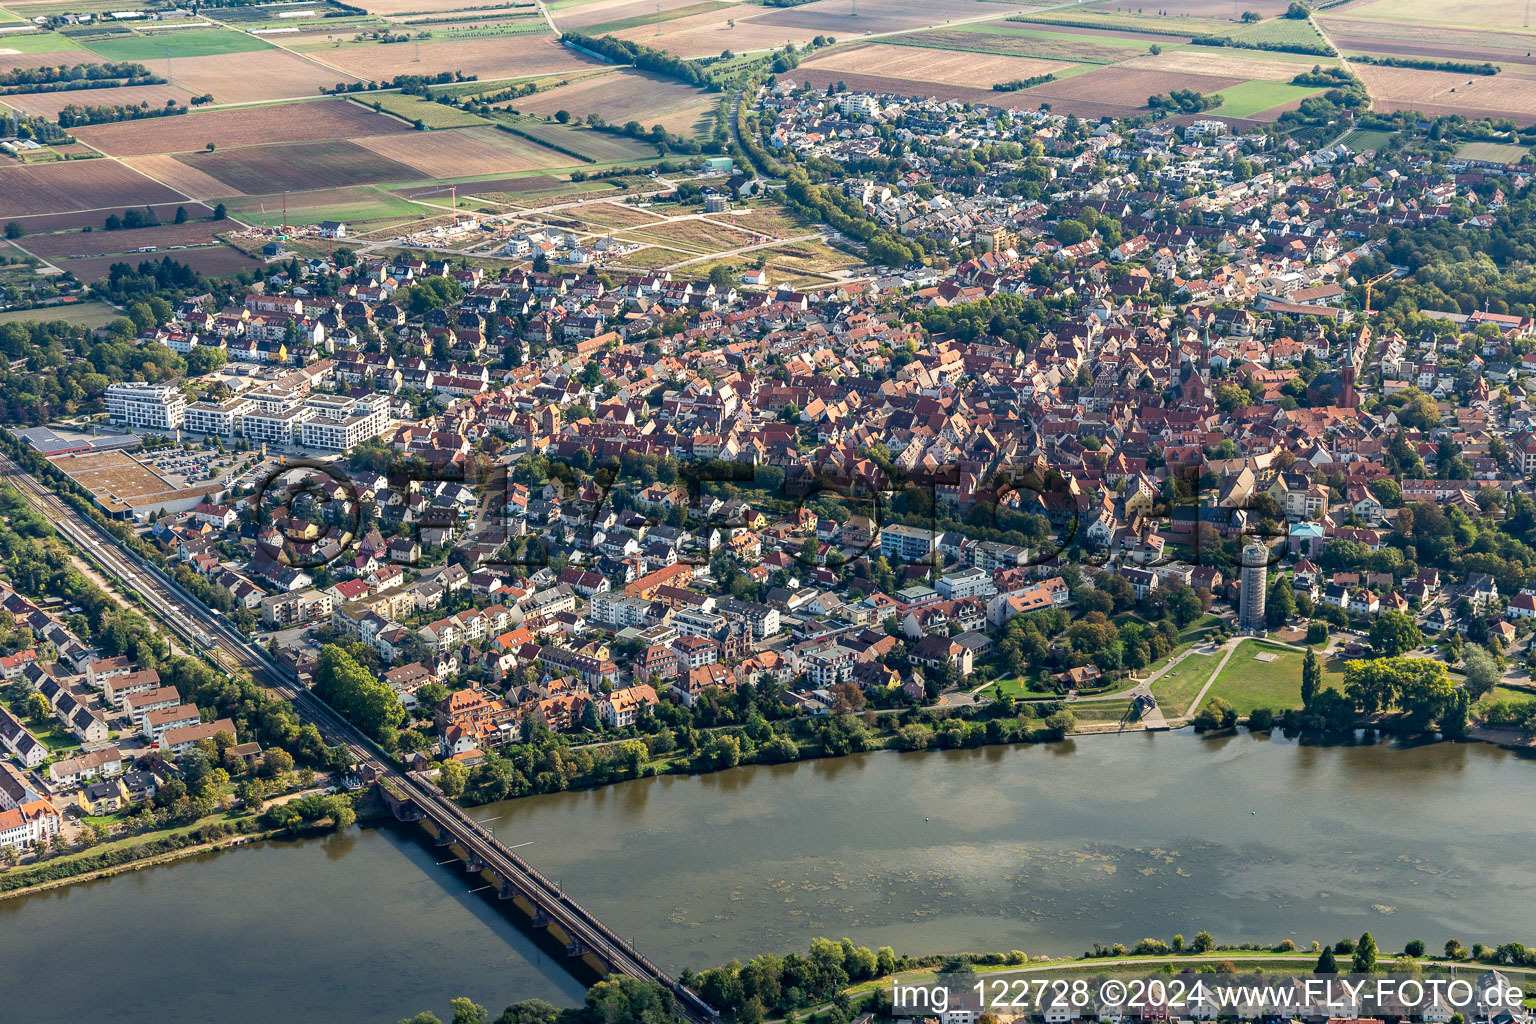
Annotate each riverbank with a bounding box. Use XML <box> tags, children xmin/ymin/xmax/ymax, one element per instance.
<box><xmin>0</xmin><ymin>828</ymin><xmax>281</xmax><ymax>902</ymax></box>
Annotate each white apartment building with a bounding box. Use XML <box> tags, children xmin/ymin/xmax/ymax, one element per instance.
<box><xmin>242</xmin><ymin>406</ymin><xmax>313</xmax><ymax>447</ymax></box>
<box><xmin>105</xmin><ymin>382</ymin><xmax>185</xmax><ymax>430</ymax></box>
<box><xmin>299</xmin><ymin>394</ymin><xmax>389</xmax><ymax>450</ymax></box>
<box><xmin>183</xmin><ymin>397</ymin><xmax>254</xmax><ymax>437</ymax></box>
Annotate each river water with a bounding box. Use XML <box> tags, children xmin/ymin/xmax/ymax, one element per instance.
<box><xmin>2</xmin><ymin>732</ymin><xmax>1532</xmax><ymax>1023</ymax></box>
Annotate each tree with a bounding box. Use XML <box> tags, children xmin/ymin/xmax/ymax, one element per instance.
<box><xmin>24</xmin><ymin>691</ymin><xmax>50</xmax><ymax>725</ymax></box>
<box><xmin>174</xmin><ymin>205</ymin><xmax>188</xmax><ymax>224</ymax></box>
<box><xmin>438</xmin><ymin>759</ymin><xmax>468</xmax><ymax>798</ymax></box>
<box><xmin>1315</xmin><ymin>947</ymin><xmax>1338</xmax><ymax>974</ymax></box>
<box><xmin>496</xmin><ymin>1000</ymin><xmax>560</xmax><ymax>1024</ymax></box>
<box><xmin>1369</xmin><ymin>611</ymin><xmax>1420</xmax><ymax>657</ymax></box>
<box><xmin>452</xmin><ymin>998</ymin><xmax>489</xmax><ymax>1024</ymax></box>
<box><xmin>1461</xmin><ymin>644</ymin><xmax>1500</xmax><ymax>701</ymax></box>
<box><xmin>1266</xmin><ymin>577</ymin><xmax>1295</xmax><ymax>627</ymax></box>
<box><xmin>212</xmin><ymin>202</ymin><xmax>227</xmax><ymax>220</ymax></box>
<box><xmin>554</xmin><ymin>109</ymin><xmax>571</xmax><ymax>123</ymax></box>
<box><xmin>1241</xmin><ymin>9</ymin><xmax>1261</xmax><ymax>19</ymax></box>
<box><xmin>1192</xmin><ymin>930</ymin><xmax>1216</xmax><ymax>953</ymax></box>
<box><xmin>313</xmin><ymin>644</ymin><xmax>405</xmax><ymax>745</ymax></box>
<box><xmin>1352</xmin><ymin>931</ymin><xmax>1378</xmax><ymax>973</ymax></box>
<box><xmin>1405</xmin><ymin>939</ymin><xmax>1426</xmax><ymax>957</ymax></box>
<box><xmin>1301</xmin><ymin>646</ymin><xmax>1321</xmax><ymax>708</ymax></box>
<box><xmin>3</xmin><ymin>221</ymin><xmax>22</xmax><ymax>239</ymax></box>
<box><xmin>206</xmin><ymin>141</ymin><xmax>216</xmax><ymax>152</ymax></box>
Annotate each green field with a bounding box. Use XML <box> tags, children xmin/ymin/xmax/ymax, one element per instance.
<box><xmin>1230</xmin><ymin>17</ymin><xmax>1330</xmax><ymax>48</ymax></box>
<box><xmin>0</xmin><ymin>29</ymin><xmax>75</xmax><ymax>51</ymax></box>
<box><xmin>1149</xmin><ymin>651</ymin><xmax>1218</xmax><ymax>717</ymax></box>
<box><xmin>225</xmin><ymin>183</ymin><xmax>430</xmax><ymax>227</ymax></box>
<box><xmin>1013</xmin><ymin>10</ymin><xmax>1243</xmax><ymax>37</ymax></box>
<box><xmin>83</xmin><ymin>27</ymin><xmax>274</xmax><ymax>61</ymax></box>
<box><xmin>494</xmin><ymin>114</ymin><xmax>659</xmax><ymax>162</ymax></box>
<box><xmin>1208</xmin><ymin>79</ymin><xmax>1325</xmax><ymax>117</ymax></box>
<box><xmin>1205</xmin><ymin>640</ymin><xmax>1344</xmax><ymax>717</ymax></box>
<box><xmin>893</xmin><ymin>23</ymin><xmax>1144</xmax><ymax>64</ymax></box>
<box><xmin>1340</xmin><ymin>127</ymin><xmax>1396</xmax><ymax>151</ymax></box>
<box><xmin>0</xmin><ymin>301</ymin><xmax>123</xmax><ymax>327</ymax></box>
<box><xmin>367</xmin><ymin>92</ymin><xmax>490</xmax><ymax>128</ymax></box>
<box><xmin>581</xmin><ymin>0</ymin><xmax>730</xmax><ymax>35</ymax></box>
<box><xmin>1456</xmin><ymin>140</ymin><xmax>1532</xmax><ymax>162</ymax></box>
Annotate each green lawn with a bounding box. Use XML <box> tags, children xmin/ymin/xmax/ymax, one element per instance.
<box><xmin>83</xmin><ymin>28</ymin><xmax>273</xmax><ymax>61</ymax></box>
<box><xmin>1070</xmin><ymin>700</ymin><xmax>1136</xmax><ymax>724</ymax></box>
<box><xmin>1150</xmin><ymin>652</ymin><xmax>1217</xmax><ymax>717</ymax></box>
<box><xmin>1207</xmin><ymin>79</ymin><xmax>1325</xmax><ymax>117</ymax></box>
<box><xmin>0</xmin><ymin>301</ymin><xmax>124</xmax><ymax>328</ymax></box>
<box><xmin>1205</xmin><ymin>639</ymin><xmax>1341</xmax><ymax>716</ymax></box>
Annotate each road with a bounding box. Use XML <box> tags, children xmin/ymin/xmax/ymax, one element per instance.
<box><xmin>0</xmin><ymin>450</ymin><xmax>714</xmax><ymax>1022</ymax></box>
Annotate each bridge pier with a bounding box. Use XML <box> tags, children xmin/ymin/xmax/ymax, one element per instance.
<box><xmin>434</xmin><ymin>831</ymin><xmax>455</xmax><ymax>847</ymax></box>
<box><xmin>531</xmin><ymin>909</ymin><xmax>551</xmax><ymax>928</ymax></box>
<box><xmin>566</xmin><ymin>940</ymin><xmax>587</xmax><ymax>958</ymax></box>
<box><xmin>467</xmin><ymin>857</ymin><xmax>488</xmax><ymax>873</ymax></box>
<box><xmin>497</xmin><ymin>883</ymin><xmax>519</xmax><ymax>900</ymax></box>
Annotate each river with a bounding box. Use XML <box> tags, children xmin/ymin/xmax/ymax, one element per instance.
<box><xmin>1</xmin><ymin>732</ymin><xmax>1532</xmax><ymax>1023</ymax></box>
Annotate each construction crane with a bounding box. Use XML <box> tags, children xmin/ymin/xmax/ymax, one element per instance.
<box><xmin>413</xmin><ymin>185</ymin><xmax>458</xmax><ymax>211</ymax></box>
<box><xmin>1362</xmin><ymin>269</ymin><xmax>1394</xmax><ymax>315</ymax></box>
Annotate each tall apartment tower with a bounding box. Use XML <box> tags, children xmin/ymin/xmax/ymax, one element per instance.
<box><xmin>1240</xmin><ymin>540</ymin><xmax>1268</xmax><ymax>633</ymax></box>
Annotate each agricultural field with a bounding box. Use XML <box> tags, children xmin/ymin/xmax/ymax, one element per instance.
<box><xmin>1353</xmin><ymin>63</ymin><xmax>1536</xmax><ymax>124</ymax></box>
<box><xmin>13</xmin><ymin>218</ymin><xmax>227</xmax><ymax>260</ymax></box>
<box><xmin>1338</xmin><ymin>127</ymin><xmax>1396</xmax><ymax>151</ymax></box>
<box><xmin>1119</xmin><ymin>47</ymin><xmax>1333</xmax><ymax>82</ymax></box>
<box><xmin>350</xmin><ymin>126</ymin><xmax>576</xmax><ymax>176</ymax></box>
<box><xmin>225</xmin><ymin>184</ymin><xmax>432</xmax><ymax>227</ymax></box>
<box><xmin>176</xmin><ymin>139</ymin><xmax>424</xmax><ymax>193</ymax></box>
<box><xmin>0</xmin><ymin>159</ymin><xmax>184</xmax><ymax>216</ymax></box>
<box><xmin>5</xmin><ymin>201</ymin><xmax>215</xmax><ymax>234</ymax></box>
<box><xmin>551</xmin><ymin>0</ymin><xmax>715</xmax><ymax>31</ymax></box>
<box><xmin>1329</xmin><ymin>0</ymin><xmax>1536</xmax><ymax>29</ymax></box>
<box><xmin>58</xmin><ymin>245</ymin><xmax>260</xmax><ymax>283</ymax></box>
<box><xmin>745</xmin><ymin>0</ymin><xmax>998</xmax><ymax>36</ymax></box>
<box><xmin>511</xmin><ymin>68</ymin><xmax>715</xmax><ymax>135</ymax></box>
<box><xmin>0</xmin><ymin>83</ymin><xmax>194</xmax><ymax>120</ymax></box>
<box><xmin>1318</xmin><ymin>16</ymin><xmax>1536</xmax><ymax>64</ymax></box>
<box><xmin>155</xmin><ymin>49</ymin><xmax>360</xmax><ymax>102</ymax></box>
<box><xmin>798</xmin><ymin>41</ymin><xmax>1072</xmax><ymax>90</ymax></box>
<box><xmin>610</xmin><ymin>7</ymin><xmax>822</xmax><ymax>57</ymax></box>
<box><xmin>889</xmin><ymin>23</ymin><xmax>1151</xmax><ymax>64</ymax></box>
<box><xmin>1023</xmin><ymin>65</ymin><xmax>1246</xmax><ymax>116</ymax></box>
<box><xmin>321</xmin><ymin>33</ymin><xmax>596</xmax><ymax>80</ymax></box>
<box><xmin>1013</xmin><ymin>9</ymin><xmax>1244</xmax><ymax>37</ymax></box>
<box><xmin>496</xmin><ymin>114</ymin><xmax>661</xmax><ymax>162</ymax></box>
<box><xmin>1206</xmin><ymin>79</ymin><xmax>1326</xmax><ymax>118</ymax></box>
<box><xmin>365</xmin><ymin>91</ymin><xmax>491</xmax><ymax>127</ymax></box>
<box><xmin>1228</xmin><ymin>16</ymin><xmax>1329</xmax><ymax>48</ymax></box>
<box><xmin>72</xmin><ymin>99</ymin><xmax>407</xmax><ymax>157</ymax></box>
<box><xmin>81</xmin><ymin>27</ymin><xmax>274</xmax><ymax>61</ymax></box>
<box><xmin>577</xmin><ymin>0</ymin><xmax>732</xmax><ymax>35</ymax></box>
<box><xmin>123</xmin><ymin>155</ymin><xmax>243</xmax><ymax>201</ymax></box>
<box><xmin>787</xmin><ymin>67</ymin><xmax>1015</xmax><ymax>105</ymax></box>
<box><xmin>0</xmin><ymin>30</ymin><xmax>80</xmax><ymax>55</ymax></box>
<box><xmin>1088</xmin><ymin>0</ymin><xmax>1290</xmax><ymax>14</ymax></box>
